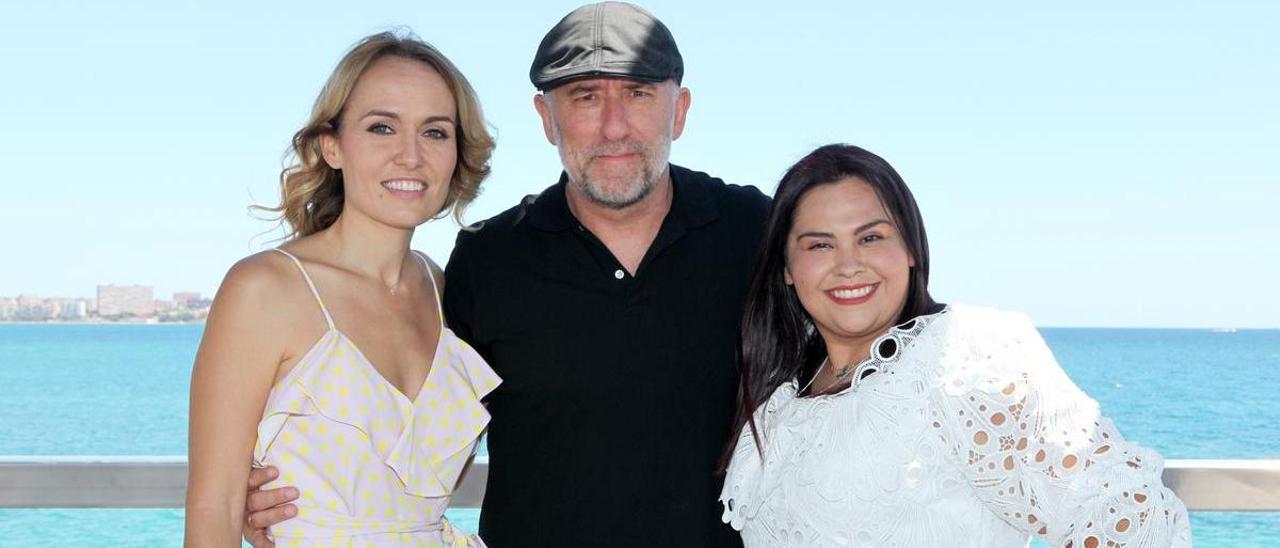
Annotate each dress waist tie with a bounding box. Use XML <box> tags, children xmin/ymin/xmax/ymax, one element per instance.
<box><xmin>269</xmin><ymin>508</ymin><xmax>484</xmax><ymax>547</ymax></box>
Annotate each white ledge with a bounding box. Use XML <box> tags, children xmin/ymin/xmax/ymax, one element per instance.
<box><xmin>2</xmin><ymin>456</ymin><xmax>1278</xmax><ymax>511</ymax></box>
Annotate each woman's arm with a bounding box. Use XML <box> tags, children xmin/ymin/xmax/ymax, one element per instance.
<box><xmin>934</xmin><ymin>309</ymin><xmax>1192</xmax><ymax>547</ymax></box>
<box><xmin>185</xmin><ymin>256</ymin><xmax>291</xmax><ymax>547</ymax></box>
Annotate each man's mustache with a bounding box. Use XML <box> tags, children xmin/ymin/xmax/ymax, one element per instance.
<box><xmin>584</xmin><ymin>142</ymin><xmax>647</xmax><ymax>160</ymax></box>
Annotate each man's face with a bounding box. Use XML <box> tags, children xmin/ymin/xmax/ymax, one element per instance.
<box><xmin>534</xmin><ymin>77</ymin><xmax>691</xmax><ymax>209</ymax></box>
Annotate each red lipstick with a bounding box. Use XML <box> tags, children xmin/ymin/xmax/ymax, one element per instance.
<box><xmin>825</xmin><ymin>283</ymin><xmax>878</xmax><ymax>305</ymax></box>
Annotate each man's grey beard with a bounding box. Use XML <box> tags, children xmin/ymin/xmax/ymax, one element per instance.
<box><xmin>572</xmin><ymin>143</ymin><xmax>667</xmax><ymax>209</ymax></box>
<box><xmin>555</xmin><ymin>129</ymin><xmax>672</xmax><ymax>210</ymax></box>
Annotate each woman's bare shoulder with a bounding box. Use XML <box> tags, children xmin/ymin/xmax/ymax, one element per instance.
<box><xmin>218</xmin><ymin>250</ymin><xmax>301</xmax><ymax>301</ymax></box>
<box><xmin>203</xmin><ymin>250</ymin><xmax>324</xmax><ymax>366</ymax></box>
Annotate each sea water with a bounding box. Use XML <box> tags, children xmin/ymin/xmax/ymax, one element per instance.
<box><xmin>1</xmin><ymin>324</ymin><xmax>1276</xmax><ymax>546</ymax></box>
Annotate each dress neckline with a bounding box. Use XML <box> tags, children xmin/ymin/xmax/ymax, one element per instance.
<box><xmin>270</xmin><ymin>247</ymin><xmax>449</xmax><ymax>405</ymax></box>
<box><xmin>332</xmin><ymin>326</ymin><xmax>444</xmax><ymax>405</ymax></box>
<box><xmin>798</xmin><ymin>306</ymin><xmax>950</xmax><ymax>399</ymax></box>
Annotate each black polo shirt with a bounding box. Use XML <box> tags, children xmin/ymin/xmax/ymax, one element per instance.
<box><xmin>444</xmin><ymin>165</ymin><xmax>770</xmax><ymax>547</ymax></box>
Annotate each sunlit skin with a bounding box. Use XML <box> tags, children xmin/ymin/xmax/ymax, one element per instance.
<box><xmin>320</xmin><ymin>56</ymin><xmax>458</xmax><ymax>231</ymax></box>
<box><xmin>532</xmin><ymin>77</ymin><xmax>692</xmax><ymax>274</ymax></box>
<box><xmin>784</xmin><ymin>178</ymin><xmax>915</xmax><ymax>393</ymax></box>
<box><xmin>186</xmin><ymin>55</ymin><xmax>459</xmax><ymax>548</ymax></box>
<box><xmin>534</xmin><ymin>77</ymin><xmax>690</xmax><ymax>210</ymax></box>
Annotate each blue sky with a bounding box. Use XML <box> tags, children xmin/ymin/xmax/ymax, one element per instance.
<box><xmin>1</xmin><ymin>1</ymin><xmax>1276</xmax><ymax>328</ymax></box>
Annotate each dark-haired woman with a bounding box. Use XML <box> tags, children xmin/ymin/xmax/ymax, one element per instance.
<box><xmin>719</xmin><ymin>145</ymin><xmax>1191</xmax><ymax>547</ymax></box>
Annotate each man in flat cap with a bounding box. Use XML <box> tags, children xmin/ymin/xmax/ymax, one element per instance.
<box><xmin>245</xmin><ymin>3</ymin><xmax>764</xmax><ymax>546</ymax></box>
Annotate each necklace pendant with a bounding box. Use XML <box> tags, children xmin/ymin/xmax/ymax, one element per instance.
<box><xmin>833</xmin><ymin>362</ymin><xmax>859</xmax><ymax>382</ymax></box>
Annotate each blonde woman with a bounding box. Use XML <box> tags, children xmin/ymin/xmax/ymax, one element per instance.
<box><xmin>185</xmin><ymin>32</ymin><xmax>497</xmax><ymax>547</ymax></box>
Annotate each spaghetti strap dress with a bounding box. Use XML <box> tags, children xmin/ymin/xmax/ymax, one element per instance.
<box><xmin>254</xmin><ymin>249</ymin><xmax>500</xmax><ymax>547</ymax></box>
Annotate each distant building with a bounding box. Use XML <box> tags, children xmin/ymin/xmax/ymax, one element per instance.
<box><xmin>0</xmin><ymin>297</ymin><xmax>14</xmax><ymax>320</ymax></box>
<box><xmin>154</xmin><ymin>299</ymin><xmax>174</xmax><ymax>312</ymax></box>
<box><xmin>16</xmin><ymin>294</ymin><xmax>55</xmax><ymax>321</ymax></box>
<box><xmin>173</xmin><ymin>292</ymin><xmax>202</xmax><ymax>308</ymax></box>
<box><xmin>58</xmin><ymin>299</ymin><xmax>88</xmax><ymax>320</ymax></box>
<box><xmin>97</xmin><ymin>285</ymin><xmax>154</xmax><ymax>317</ymax></box>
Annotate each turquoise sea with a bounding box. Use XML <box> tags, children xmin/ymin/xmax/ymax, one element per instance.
<box><xmin>1</xmin><ymin>323</ymin><xmax>1277</xmax><ymax>546</ymax></box>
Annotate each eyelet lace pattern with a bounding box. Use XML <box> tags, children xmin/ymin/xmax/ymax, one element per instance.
<box><xmin>802</xmin><ymin>308</ymin><xmax>947</xmax><ymax>396</ymax></box>
<box><xmin>720</xmin><ymin>304</ymin><xmax>1191</xmax><ymax>548</ymax></box>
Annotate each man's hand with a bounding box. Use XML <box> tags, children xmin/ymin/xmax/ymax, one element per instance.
<box><xmin>242</xmin><ymin>466</ymin><xmax>299</xmax><ymax>548</ymax></box>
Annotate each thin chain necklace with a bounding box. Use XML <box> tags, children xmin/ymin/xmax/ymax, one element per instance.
<box><xmin>797</xmin><ymin>308</ymin><xmax>949</xmax><ymax>396</ymax></box>
<box><xmin>799</xmin><ymin>356</ymin><xmax>861</xmax><ymax>395</ymax></box>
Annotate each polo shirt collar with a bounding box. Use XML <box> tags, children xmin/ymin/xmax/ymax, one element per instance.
<box><xmin>526</xmin><ymin>164</ymin><xmax>720</xmax><ymax>233</ymax></box>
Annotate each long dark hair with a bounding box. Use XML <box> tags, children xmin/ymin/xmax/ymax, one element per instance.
<box><xmin>723</xmin><ymin>144</ymin><xmax>938</xmax><ymax>464</ymax></box>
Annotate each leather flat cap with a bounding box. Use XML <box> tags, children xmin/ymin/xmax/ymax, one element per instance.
<box><xmin>530</xmin><ymin>2</ymin><xmax>684</xmax><ymax>91</ymax></box>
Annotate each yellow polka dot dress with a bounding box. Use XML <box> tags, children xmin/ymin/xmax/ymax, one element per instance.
<box><xmin>255</xmin><ymin>250</ymin><xmax>500</xmax><ymax>547</ymax></box>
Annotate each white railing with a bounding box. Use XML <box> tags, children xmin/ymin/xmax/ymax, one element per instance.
<box><xmin>1</xmin><ymin>456</ymin><xmax>1278</xmax><ymax>511</ymax></box>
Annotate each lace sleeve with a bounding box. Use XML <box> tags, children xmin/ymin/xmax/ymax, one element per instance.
<box><xmin>932</xmin><ymin>309</ymin><xmax>1192</xmax><ymax>547</ymax></box>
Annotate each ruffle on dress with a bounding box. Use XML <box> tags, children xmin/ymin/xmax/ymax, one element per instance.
<box><xmin>255</xmin><ymin>328</ymin><xmax>501</xmax><ymax>498</ymax></box>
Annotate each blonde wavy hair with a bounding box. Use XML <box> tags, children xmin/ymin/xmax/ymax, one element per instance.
<box><xmin>261</xmin><ymin>31</ymin><xmax>494</xmax><ymax>239</ymax></box>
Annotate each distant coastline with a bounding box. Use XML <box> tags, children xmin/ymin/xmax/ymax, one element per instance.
<box><xmin>2</xmin><ymin>288</ymin><xmax>210</xmax><ymax>324</ymax></box>
<box><xmin>0</xmin><ymin>320</ymin><xmax>205</xmax><ymax>326</ymax></box>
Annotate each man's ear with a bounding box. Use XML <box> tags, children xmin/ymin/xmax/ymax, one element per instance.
<box><xmin>670</xmin><ymin>86</ymin><xmax>691</xmax><ymax>141</ymax></box>
<box><xmin>533</xmin><ymin>94</ymin><xmax>559</xmax><ymax>146</ymax></box>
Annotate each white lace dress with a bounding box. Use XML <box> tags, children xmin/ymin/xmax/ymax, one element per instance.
<box><xmin>720</xmin><ymin>304</ymin><xmax>1192</xmax><ymax>547</ymax></box>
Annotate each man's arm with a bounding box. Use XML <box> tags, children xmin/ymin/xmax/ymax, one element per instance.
<box><xmin>443</xmin><ymin>230</ymin><xmax>479</xmax><ymax>346</ymax></box>
<box><xmin>240</xmin><ymin>466</ymin><xmax>298</xmax><ymax>548</ymax></box>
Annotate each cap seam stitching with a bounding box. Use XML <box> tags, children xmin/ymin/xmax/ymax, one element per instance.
<box><xmin>591</xmin><ymin>3</ymin><xmax>603</xmax><ymax>72</ymax></box>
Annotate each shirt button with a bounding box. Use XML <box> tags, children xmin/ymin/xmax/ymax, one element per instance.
<box><xmin>614</xmin><ymin>269</ymin><xmax>625</xmax><ymax>280</ymax></box>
